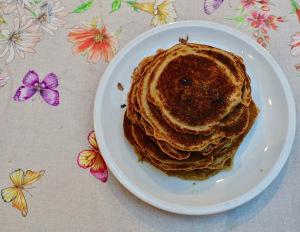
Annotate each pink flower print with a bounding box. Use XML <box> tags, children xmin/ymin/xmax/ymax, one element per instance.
<box><xmin>241</xmin><ymin>0</ymin><xmax>256</xmax><ymax>8</ymax></box>
<box><xmin>264</xmin><ymin>15</ymin><xmax>279</xmax><ymax>30</ymax></box>
<box><xmin>246</xmin><ymin>11</ymin><xmax>267</xmax><ymax>28</ymax></box>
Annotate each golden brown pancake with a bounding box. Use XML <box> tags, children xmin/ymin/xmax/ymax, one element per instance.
<box><xmin>156</xmin><ymin>140</ymin><xmax>191</xmax><ymax>160</ymax></box>
<box><xmin>133</xmin><ymin>46</ymin><xmax>251</xmax><ymax>151</ymax></box>
<box><xmin>130</xmin><ymin>121</ymin><xmax>214</xmax><ymax>171</ymax></box>
<box><xmin>123</xmin><ymin>40</ymin><xmax>259</xmax><ymax>180</ymax></box>
<box><xmin>138</xmin><ymin>99</ymin><xmax>249</xmax><ymax>151</ymax></box>
<box><xmin>148</xmin><ymin>43</ymin><xmax>247</xmax><ymax>134</ymax></box>
<box><xmin>139</xmin><ymin>113</ymin><xmax>234</xmax><ymax>158</ymax></box>
<box><xmin>123</xmin><ymin>101</ymin><xmax>258</xmax><ymax>179</ymax></box>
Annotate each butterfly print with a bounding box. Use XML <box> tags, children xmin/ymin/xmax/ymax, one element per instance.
<box><xmin>77</xmin><ymin>131</ymin><xmax>108</xmax><ymax>183</ymax></box>
<box><xmin>1</xmin><ymin>169</ymin><xmax>45</xmax><ymax>217</ymax></box>
<box><xmin>13</xmin><ymin>70</ymin><xmax>59</xmax><ymax>106</ymax></box>
<box><xmin>204</xmin><ymin>0</ymin><xmax>225</xmax><ymax>15</ymax></box>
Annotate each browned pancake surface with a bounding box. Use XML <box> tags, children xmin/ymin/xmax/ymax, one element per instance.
<box><xmin>157</xmin><ymin>54</ymin><xmax>236</xmax><ymax>126</ymax></box>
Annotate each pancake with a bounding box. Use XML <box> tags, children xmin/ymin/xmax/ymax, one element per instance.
<box><xmin>134</xmin><ymin>45</ymin><xmax>251</xmax><ymax>151</ymax></box>
<box><xmin>123</xmin><ymin>112</ymin><xmax>144</xmax><ymax>161</ymax></box>
<box><xmin>127</xmin><ymin>82</ymin><xmax>142</xmax><ymax>124</ymax></box>
<box><xmin>127</xmin><ymin>55</ymin><xmax>156</xmax><ymax>123</ymax></box>
<box><xmin>140</xmin><ymin>113</ymin><xmax>234</xmax><ymax>158</ymax></box>
<box><xmin>148</xmin><ymin>43</ymin><xmax>247</xmax><ymax>134</ymax></box>
<box><xmin>130</xmin><ymin>120</ymin><xmax>235</xmax><ymax>171</ymax></box>
<box><xmin>241</xmin><ymin>75</ymin><xmax>252</xmax><ymax>107</ymax></box>
<box><xmin>124</xmin><ymin>112</ymin><xmax>232</xmax><ymax>173</ymax></box>
<box><xmin>123</xmin><ymin>100</ymin><xmax>258</xmax><ymax>179</ymax></box>
<box><xmin>166</xmin><ymin>100</ymin><xmax>258</xmax><ymax>179</ymax></box>
<box><xmin>156</xmin><ymin>140</ymin><xmax>191</xmax><ymax>160</ymax></box>
<box><xmin>137</xmin><ymin>91</ymin><xmax>249</xmax><ymax>151</ymax></box>
<box><xmin>139</xmin><ymin>116</ymin><xmax>234</xmax><ymax>159</ymax></box>
<box><xmin>123</xmin><ymin>40</ymin><xmax>259</xmax><ymax>180</ymax></box>
<box><xmin>125</xmin><ymin>113</ymin><xmax>232</xmax><ymax>171</ymax></box>
<box><xmin>130</xmin><ymin>121</ymin><xmax>214</xmax><ymax>171</ymax></box>
<box><xmin>200</xmin><ymin>138</ymin><xmax>233</xmax><ymax>156</ymax></box>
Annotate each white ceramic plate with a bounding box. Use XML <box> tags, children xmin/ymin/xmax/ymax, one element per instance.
<box><xmin>94</xmin><ymin>21</ymin><xmax>296</xmax><ymax>215</ymax></box>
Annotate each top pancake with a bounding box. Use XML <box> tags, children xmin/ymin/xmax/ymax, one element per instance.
<box><xmin>134</xmin><ymin>48</ymin><xmax>251</xmax><ymax>151</ymax></box>
<box><xmin>148</xmin><ymin>43</ymin><xmax>247</xmax><ymax>134</ymax></box>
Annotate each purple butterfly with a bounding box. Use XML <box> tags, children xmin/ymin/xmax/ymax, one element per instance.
<box><xmin>14</xmin><ymin>70</ymin><xmax>59</xmax><ymax>106</ymax></box>
<box><xmin>204</xmin><ymin>0</ymin><xmax>224</xmax><ymax>15</ymax></box>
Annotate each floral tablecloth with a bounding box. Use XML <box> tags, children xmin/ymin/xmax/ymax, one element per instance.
<box><xmin>0</xmin><ymin>0</ymin><xmax>299</xmax><ymax>231</ymax></box>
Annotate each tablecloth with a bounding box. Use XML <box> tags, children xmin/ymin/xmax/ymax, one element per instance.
<box><xmin>0</xmin><ymin>0</ymin><xmax>299</xmax><ymax>231</ymax></box>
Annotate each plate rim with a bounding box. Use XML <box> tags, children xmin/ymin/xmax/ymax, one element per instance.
<box><xmin>93</xmin><ymin>20</ymin><xmax>296</xmax><ymax>215</ymax></box>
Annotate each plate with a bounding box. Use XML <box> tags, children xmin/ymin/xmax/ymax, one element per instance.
<box><xmin>94</xmin><ymin>21</ymin><xmax>296</xmax><ymax>215</ymax></box>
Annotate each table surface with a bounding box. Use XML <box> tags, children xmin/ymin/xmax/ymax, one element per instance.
<box><xmin>1</xmin><ymin>1</ymin><xmax>300</xmax><ymax>231</ymax></box>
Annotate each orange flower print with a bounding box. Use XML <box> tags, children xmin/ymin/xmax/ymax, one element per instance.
<box><xmin>68</xmin><ymin>19</ymin><xmax>119</xmax><ymax>63</ymax></box>
<box><xmin>77</xmin><ymin>131</ymin><xmax>108</xmax><ymax>183</ymax></box>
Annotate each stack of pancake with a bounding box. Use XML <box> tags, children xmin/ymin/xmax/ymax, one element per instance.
<box><xmin>123</xmin><ymin>41</ymin><xmax>258</xmax><ymax>180</ymax></box>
